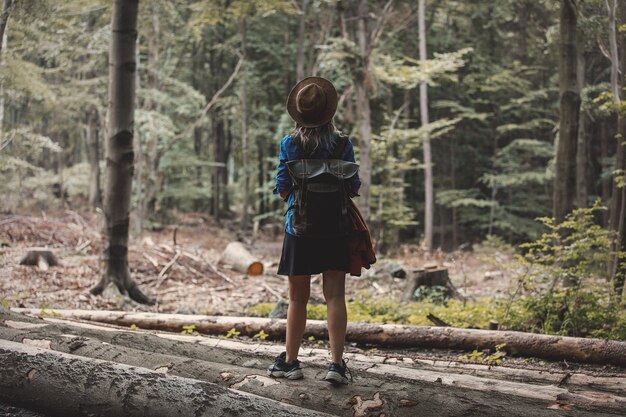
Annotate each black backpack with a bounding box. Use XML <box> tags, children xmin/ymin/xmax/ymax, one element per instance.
<box><xmin>285</xmin><ymin>135</ymin><xmax>358</xmax><ymax>236</ymax></box>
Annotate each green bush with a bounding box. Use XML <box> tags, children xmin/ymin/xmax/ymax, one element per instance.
<box><xmin>499</xmin><ymin>203</ymin><xmax>626</xmax><ymax>339</ymax></box>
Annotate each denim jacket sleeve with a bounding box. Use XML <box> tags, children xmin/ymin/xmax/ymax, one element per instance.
<box><xmin>274</xmin><ymin>135</ymin><xmax>292</xmax><ymax>197</ymax></box>
<box><xmin>343</xmin><ymin>139</ymin><xmax>361</xmax><ymax>193</ymax></box>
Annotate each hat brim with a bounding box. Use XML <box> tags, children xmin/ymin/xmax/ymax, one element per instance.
<box><xmin>286</xmin><ymin>77</ymin><xmax>338</xmax><ymax>128</ymax></box>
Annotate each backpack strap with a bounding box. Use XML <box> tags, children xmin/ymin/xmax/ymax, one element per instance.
<box><xmin>331</xmin><ymin>135</ymin><xmax>349</xmax><ymax>159</ymax></box>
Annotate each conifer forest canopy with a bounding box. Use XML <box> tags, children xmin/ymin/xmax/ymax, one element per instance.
<box><xmin>1</xmin><ymin>0</ymin><xmax>626</xmax><ymax>255</ymax></box>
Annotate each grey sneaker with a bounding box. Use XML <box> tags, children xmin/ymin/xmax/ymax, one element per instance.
<box><xmin>324</xmin><ymin>359</ymin><xmax>352</xmax><ymax>385</ymax></box>
<box><xmin>267</xmin><ymin>352</ymin><xmax>304</xmax><ymax>380</ymax></box>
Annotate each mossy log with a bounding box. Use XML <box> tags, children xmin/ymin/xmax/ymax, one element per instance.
<box><xmin>11</xmin><ymin>308</ymin><xmax>626</xmax><ymax>368</ymax></box>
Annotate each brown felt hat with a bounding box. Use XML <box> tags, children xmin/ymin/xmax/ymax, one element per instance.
<box><xmin>286</xmin><ymin>77</ymin><xmax>338</xmax><ymax>128</ymax></box>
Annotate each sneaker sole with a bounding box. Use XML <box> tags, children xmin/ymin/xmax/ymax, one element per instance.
<box><xmin>324</xmin><ymin>371</ymin><xmax>349</xmax><ymax>385</ymax></box>
<box><xmin>267</xmin><ymin>368</ymin><xmax>304</xmax><ymax>380</ymax></box>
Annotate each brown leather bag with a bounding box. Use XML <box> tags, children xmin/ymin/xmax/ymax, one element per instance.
<box><xmin>347</xmin><ymin>199</ymin><xmax>377</xmax><ymax>276</ymax></box>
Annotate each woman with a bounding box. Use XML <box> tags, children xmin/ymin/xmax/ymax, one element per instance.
<box><xmin>267</xmin><ymin>77</ymin><xmax>361</xmax><ymax>385</ymax></box>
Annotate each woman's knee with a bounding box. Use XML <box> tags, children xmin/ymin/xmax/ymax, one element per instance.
<box><xmin>322</xmin><ymin>271</ymin><xmax>346</xmax><ymax>300</ymax></box>
<box><xmin>289</xmin><ymin>275</ymin><xmax>311</xmax><ymax>303</ymax></box>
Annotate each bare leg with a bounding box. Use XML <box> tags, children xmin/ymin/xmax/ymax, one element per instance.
<box><xmin>286</xmin><ymin>275</ymin><xmax>311</xmax><ymax>363</ymax></box>
<box><xmin>322</xmin><ymin>270</ymin><xmax>347</xmax><ymax>364</ymax></box>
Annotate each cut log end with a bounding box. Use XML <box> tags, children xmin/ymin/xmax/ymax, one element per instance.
<box><xmin>247</xmin><ymin>262</ymin><xmax>264</xmax><ymax>276</ymax></box>
<box><xmin>221</xmin><ymin>242</ymin><xmax>264</xmax><ymax>276</ymax></box>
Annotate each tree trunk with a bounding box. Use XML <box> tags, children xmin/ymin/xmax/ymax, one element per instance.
<box><xmin>86</xmin><ymin>108</ymin><xmax>102</xmax><ymax>208</ymax></box>
<box><xmin>419</xmin><ymin>0</ymin><xmax>434</xmax><ymax>252</ymax></box>
<box><xmin>354</xmin><ymin>0</ymin><xmax>372</xmax><ymax>221</ymax></box>
<box><xmin>194</xmin><ymin>125</ymin><xmax>203</xmax><ymax>210</ymax></box>
<box><xmin>212</xmin><ymin>117</ymin><xmax>223</xmax><ymax>219</ymax></box>
<box><xmin>553</xmin><ymin>0</ymin><xmax>580</xmax><ymax>223</ymax></box>
<box><xmin>575</xmin><ymin>49</ymin><xmax>587</xmax><ymax>208</ymax></box>
<box><xmin>450</xmin><ymin>138</ymin><xmax>458</xmax><ymax>248</ymax></box>
<box><xmin>0</xmin><ymin>0</ymin><xmax>11</xmax><ymax>138</ymax></box>
<box><xmin>0</xmin><ymin>0</ymin><xmax>11</xmax><ymax>56</ymax></box>
<box><xmin>90</xmin><ymin>0</ymin><xmax>154</xmax><ymax>305</ymax></box>
<box><xmin>240</xmin><ymin>20</ymin><xmax>250</xmax><ymax>229</ymax></box>
<box><xmin>16</xmin><ymin>308</ymin><xmax>626</xmax><ymax>367</ymax></box>
<box><xmin>608</xmin><ymin>0</ymin><xmax>626</xmax><ymax>294</ymax></box>
<box><xmin>0</xmin><ymin>339</ymin><xmax>330</xmax><ymax>417</ymax></box>
<box><xmin>296</xmin><ymin>0</ymin><xmax>309</xmax><ymax>81</ymax></box>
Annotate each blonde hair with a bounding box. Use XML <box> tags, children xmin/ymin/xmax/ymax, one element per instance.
<box><xmin>292</xmin><ymin>121</ymin><xmax>341</xmax><ymax>156</ymax></box>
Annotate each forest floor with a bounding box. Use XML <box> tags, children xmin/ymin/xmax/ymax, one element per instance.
<box><xmin>2</xmin><ymin>210</ymin><xmax>626</xmax><ymax>416</ymax></box>
<box><xmin>0</xmin><ymin>209</ymin><xmax>624</xmax><ymax>376</ymax></box>
<box><xmin>0</xmin><ymin>209</ymin><xmax>514</xmax><ymax>317</ymax></box>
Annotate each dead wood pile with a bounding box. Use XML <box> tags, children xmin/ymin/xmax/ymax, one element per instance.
<box><xmin>2</xmin><ymin>307</ymin><xmax>625</xmax><ymax>417</ymax></box>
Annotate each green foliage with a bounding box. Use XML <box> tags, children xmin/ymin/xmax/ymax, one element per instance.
<box><xmin>413</xmin><ymin>285</ymin><xmax>450</xmax><ymax>305</ymax></box>
<box><xmin>39</xmin><ymin>307</ymin><xmax>60</xmax><ymax>317</ymax></box>
<box><xmin>247</xmin><ymin>296</ymin><xmax>506</xmax><ymax>329</ymax></box>
<box><xmin>225</xmin><ymin>327</ymin><xmax>241</xmax><ymax>339</ymax></box>
<box><xmin>460</xmin><ymin>343</ymin><xmax>507</xmax><ymax>365</ymax></box>
<box><xmin>500</xmin><ymin>203</ymin><xmax>626</xmax><ymax>339</ymax></box>
<box><xmin>3</xmin><ymin>0</ymin><xmax>621</xmax><ymax>255</ymax></box>
<box><xmin>373</xmin><ymin>48</ymin><xmax>472</xmax><ymax>89</ymax></box>
<box><xmin>253</xmin><ymin>330</ymin><xmax>269</xmax><ymax>341</ymax></box>
<box><xmin>245</xmin><ymin>303</ymin><xmax>275</xmax><ymax>317</ymax></box>
<box><xmin>181</xmin><ymin>324</ymin><xmax>199</xmax><ymax>335</ymax></box>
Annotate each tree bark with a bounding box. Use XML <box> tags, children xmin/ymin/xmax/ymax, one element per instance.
<box><xmin>240</xmin><ymin>20</ymin><xmax>250</xmax><ymax>229</ymax></box>
<box><xmin>0</xmin><ymin>0</ymin><xmax>11</xmax><ymax>56</ymax></box>
<box><xmin>87</xmin><ymin>108</ymin><xmax>102</xmax><ymax>208</ymax></box>
<box><xmin>608</xmin><ymin>0</ymin><xmax>626</xmax><ymax>294</ymax></box>
<box><xmin>90</xmin><ymin>0</ymin><xmax>154</xmax><ymax>305</ymax></box>
<box><xmin>0</xmin><ymin>0</ymin><xmax>11</xmax><ymax>137</ymax></box>
<box><xmin>3</xmin><ymin>309</ymin><xmax>625</xmax><ymax>394</ymax></box>
<box><xmin>575</xmin><ymin>49</ymin><xmax>587</xmax><ymax>208</ymax></box>
<box><xmin>15</xmin><ymin>308</ymin><xmax>626</xmax><ymax>367</ymax></box>
<box><xmin>2</xmin><ymin>310</ymin><xmax>625</xmax><ymax>416</ymax></box>
<box><xmin>419</xmin><ymin>0</ymin><xmax>434</xmax><ymax>252</ymax></box>
<box><xmin>0</xmin><ymin>339</ymin><xmax>331</xmax><ymax>417</ymax></box>
<box><xmin>296</xmin><ymin>0</ymin><xmax>309</xmax><ymax>81</ymax></box>
<box><xmin>553</xmin><ymin>0</ymin><xmax>580</xmax><ymax>223</ymax></box>
<box><xmin>353</xmin><ymin>0</ymin><xmax>373</xmax><ymax>221</ymax></box>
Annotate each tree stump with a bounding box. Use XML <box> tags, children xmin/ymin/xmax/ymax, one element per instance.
<box><xmin>404</xmin><ymin>267</ymin><xmax>464</xmax><ymax>302</ymax></box>
<box><xmin>19</xmin><ymin>250</ymin><xmax>59</xmax><ymax>271</ymax></box>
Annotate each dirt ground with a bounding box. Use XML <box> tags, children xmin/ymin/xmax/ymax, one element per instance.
<box><xmin>0</xmin><ymin>210</ymin><xmax>514</xmax><ymax>317</ymax></box>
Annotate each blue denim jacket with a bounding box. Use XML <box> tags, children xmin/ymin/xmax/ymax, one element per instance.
<box><xmin>274</xmin><ymin>134</ymin><xmax>361</xmax><ymax>235</ymax></box>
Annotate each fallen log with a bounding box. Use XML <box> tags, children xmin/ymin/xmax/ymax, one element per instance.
<box><xmin>0</xmin><ymin>326</ymin><xmax>510</xmax><ymax>417</ymax></box>
<box><xmin>2</xmin><ymin>311</ymin><xmax>625</xmax><ymax>416</ymax></box>
<box><xmin>14</xmin><ymin>308</ymin><xmax>626</xmax><ymax>367</ymax></box>
<box><xmin>0</xmin><ymin>339</ymin><xmax>332</xmax><ymax>417</ymax></box>
<box><xmin>5</xmin><ymin>309</ymin><xmax>626</xmax><ymax>396</ymax></box>
<box><xmin>219</xmin><ymin>241</ymin><xmax>263</xmax><ymax>275</ymax></box>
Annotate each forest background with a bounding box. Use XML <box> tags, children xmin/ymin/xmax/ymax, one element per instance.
<box><xmin>2</xmin><ymin>0</ymin><xmax>626</xmax><ymax>340</ymax></box>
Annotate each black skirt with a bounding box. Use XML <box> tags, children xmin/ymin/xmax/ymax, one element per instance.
<box><xmin>277</xmin><ymin>232</ymin><xmax>350</xmax><ymax>276</ymax></box>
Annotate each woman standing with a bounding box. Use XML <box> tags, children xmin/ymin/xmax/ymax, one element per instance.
<box><xmin>267</xmin><ymin>77</ymin><xmax>361</xmax><ymax>385</ymax></box>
